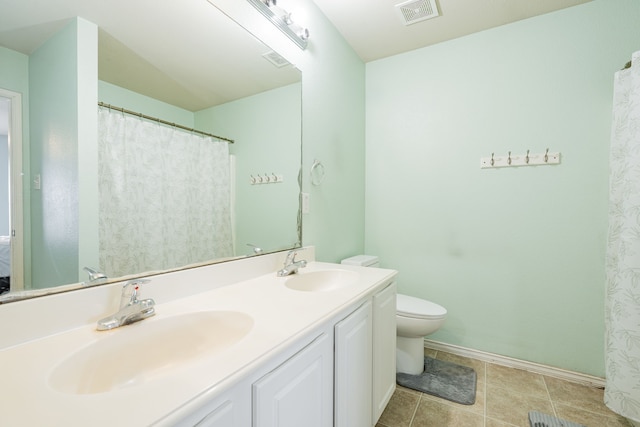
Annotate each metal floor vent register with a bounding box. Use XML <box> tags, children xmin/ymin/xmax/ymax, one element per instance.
<box><xmin>528</xmin><ymin>411</ymin><xmax>587</xmax><ymax>427</ymax></box>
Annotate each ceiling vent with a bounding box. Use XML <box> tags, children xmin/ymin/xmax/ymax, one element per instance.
<box><xmin>262</xmin><ymin>50</ymin><xmax>290</xmax><ymax>68</ymax></box>
<box><xmin>395</xmin><ymin>0</ymin><xmax>440</xmax><ymax>26</ymax></box>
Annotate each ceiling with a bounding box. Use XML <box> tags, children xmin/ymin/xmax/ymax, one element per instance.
<box><xmin>0</xmin><ymin>0</ymin><xmax>300</xmax><ymax>112</ymax></box>
<box><xmin>310</xmin><ymin>0</ymin><xmax>593</xmax><ymax>62</ymax></box>
<box><xmin>0</xmin><ymin>0</ymin><xmax>592</xmax><ymax>115</ymax></box>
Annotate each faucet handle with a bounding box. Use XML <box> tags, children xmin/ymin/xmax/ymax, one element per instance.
<box><xmin>284</xmin><ymin>250</ymin><xmax>298</xmax><ymax>265</ymax></box>
<box><xmin>120</xmin><ymin>279</ymin><xmax>150</xmax><ymax>307</ymax></box>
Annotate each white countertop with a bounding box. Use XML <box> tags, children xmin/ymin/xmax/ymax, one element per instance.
<box><xmin>0</xmin><ymin>259</ymin><xmax>396</xmax><ymax>426</ymax></box>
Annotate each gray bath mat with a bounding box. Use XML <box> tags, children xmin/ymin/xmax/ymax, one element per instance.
<box><xmin>528</xmin><ymin>411</ymin><xmax>586</xmax><ymax>427</ymax></box>
<box><xmin>396</xmin><ymin>356</ymin><xmax>476</xmax><ymax>405</ymax></box>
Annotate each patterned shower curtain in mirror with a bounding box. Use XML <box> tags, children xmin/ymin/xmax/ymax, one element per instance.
<box><xmin>605</xmin><ymin>50</ymin><xmax>640</xmax><ymax>423</ymax></box>
<box><xmin>98</xmin><ymin>107</ymin><xmax>234</xmax><ymax>277</ymax></box>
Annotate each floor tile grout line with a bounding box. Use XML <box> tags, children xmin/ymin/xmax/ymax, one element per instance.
<box><xmin>483</xmin><ymin>359</ymin><xmax>487</xmax><ymax>427</ymax></box>
<box><xmin>408</xmin><ymin>392</ymin><xmax>423</xmax><ymax>427</ymax></box>
<box><xmin>542</xmin><ymin>375</ymin><xmax>558</xmax><ymax>417</ymax></box>
<box><xmin>407</xmin><ymin>349</ymin><xmax>439</xmax><ymax>426</ymax></box>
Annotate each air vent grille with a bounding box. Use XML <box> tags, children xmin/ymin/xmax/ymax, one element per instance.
<box><xmin>395</xmin><ymin>0</ymin><xmax>440</xmax><ymax>26</ymax></box>
<box><xmin>262</xmin><ymin>51</ymin><xmax>290</xmax><ymax>68</ymax></box>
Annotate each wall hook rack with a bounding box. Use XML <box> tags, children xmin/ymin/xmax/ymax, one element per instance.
<box><xmin>480</xmin><ymin>149</ymin><xmax>560</xmax><ymax>169</ymax></box>
<box><xmin>250</xmin><ymin>173</ymin><xmax>283</xmax><ymax>185</ymax></box>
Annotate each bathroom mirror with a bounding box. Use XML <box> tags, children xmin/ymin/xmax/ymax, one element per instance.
<box><xmin>0</xmin><ymin>0</ymin><xmax>302</xmax><ymax>302</ymax></box>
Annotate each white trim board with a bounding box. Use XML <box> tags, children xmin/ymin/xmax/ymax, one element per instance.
<box><xmin>424</xmin><ymin>339</ymin><xmax>605</xmax><ymax>388</ymax></box>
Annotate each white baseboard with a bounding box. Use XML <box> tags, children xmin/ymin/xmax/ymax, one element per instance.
<box><xmin>424</xmin><ymin>339</ymin><xmax>605</xmax><ymax>388</ymax></box>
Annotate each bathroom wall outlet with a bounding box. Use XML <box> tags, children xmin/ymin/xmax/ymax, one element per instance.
<box><xmin>302</xmin><ymin>192</ymin><xmax>310</xmax><ymax>214</ymax></box>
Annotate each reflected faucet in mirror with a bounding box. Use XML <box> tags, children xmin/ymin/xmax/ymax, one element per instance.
<box><xmin>83</xmin><ymin>267</ymin><xmax>108</xmax><ymax>285</ymax></box>
<box><xmin>247</xmin><ymin>244</ymin><xmax>263</xmax><ymax>255</ymax></box>
<box><xmin>96</xmin><ymin>279</ymin><xmax>155</xmax><ymax>331</ymax></box>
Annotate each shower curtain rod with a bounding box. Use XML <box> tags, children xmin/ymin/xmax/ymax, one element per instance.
<box><xmin>98</xmin><ymin>102</ymin><xmax>234</xmax><ymax>143</ymax></box>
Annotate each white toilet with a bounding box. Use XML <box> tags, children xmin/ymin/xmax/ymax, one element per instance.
<box><xmin>396</xmin><ymin>293</ymin><xmax>447</xmax><ymax>374</ymax></box>
<box><xmin>341</xmin><ymin>255</ymin><xmax>447</xmax><ymax>376</ymax></box>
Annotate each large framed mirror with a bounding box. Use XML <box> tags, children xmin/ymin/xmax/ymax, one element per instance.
<box><xmin>0</xmin><ymin>0</ymin><xmax>302</xmax><ymax>303</ymax></box>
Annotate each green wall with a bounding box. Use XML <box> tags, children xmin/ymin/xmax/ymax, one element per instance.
<box><xmin>365</xmin><ymin>0</ymin><xmax>640</xmax><ymax>377</ymax></box>
<box><xmin>196</xmin><ymin>83</ymin><xmax>301</xmax><ymax>255</ymax></box>
<box><xmin>29</xmin><ymin>18</ymin><xmax>98</xmax><ymax>288</ymax></box>
<box><xmin>98</xmin><ymin>80</ymin><xmax>194</xmax><ymax>128</ymax></box>
<box><xmin>296</xmin><ymin>1</ymin><xmax>366</xmax><ymax>263</ymax></box>
<box><xmin>213</xmin><ymin>0</ymin><xmax>367</xmax><ymax>263</ymax></box>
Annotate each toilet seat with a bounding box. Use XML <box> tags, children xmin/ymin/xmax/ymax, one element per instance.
<box><xmin>397</xmin><ymin>294</ymin><xmax>447</xmax><ymax>320</ymax></box>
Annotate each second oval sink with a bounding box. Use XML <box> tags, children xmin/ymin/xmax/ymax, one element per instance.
<box><xmin>285</xmin><ymin>269</ymin><xmax>360</xmax><ymax>292</ymax></box>
<box><xmin>49</xmin><ymin>310</ymin><xmax>254</xmax><ymax>395</ymax></box>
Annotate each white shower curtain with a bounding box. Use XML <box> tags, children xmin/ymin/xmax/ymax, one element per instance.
<box><xmin>605</xmin><ymin>50</ymin><xmax>640</xmax><ymax>422</ymax></box>
<box><xmin>98</xmin><ymin>107</ymin><xmax>233</xmax><ymax>277</ymax></box>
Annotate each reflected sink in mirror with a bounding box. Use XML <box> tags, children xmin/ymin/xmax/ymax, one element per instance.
<box><xmin>284</xmin><ymin>270</ymin><xmax>360</xmax><ymax>292</ymax></box>
<box><xmin>49</xmin><ymin>311</ymin><xmax>254</xmax><ymax>395</ymax></box>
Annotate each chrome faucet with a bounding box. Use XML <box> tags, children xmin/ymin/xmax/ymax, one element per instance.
<box><xmin>247</xmin><ymin>243</ymin><xmax>263</xmax><ymax>255</ymax></box>
<box><xmin>277</xmin><ymin>250</ymin><xmax>307</xmax><ymax>277</ymax></box>
<box><xmin>96</xmin><ymin>279</ymin><xmax>156</xmax><ymax>331</ymax></box>
<box><xmin>83</xmin><ymin>266</ymin><xmax>108</xmax><ymax>284</ymax></box>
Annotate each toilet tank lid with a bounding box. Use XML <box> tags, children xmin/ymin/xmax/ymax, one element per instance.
<box><xmin>397</xmin><ymin>294</ymin><xmax>447</xmax><ymax>317</ymax></box>
<box><xmin>341</xmin><ymin>255</ymin><xmax>379</xmax><ymax>267</ymax></box>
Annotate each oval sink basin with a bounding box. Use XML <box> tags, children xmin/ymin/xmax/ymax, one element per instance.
<box><xmin>285</xmin><ymin>269</ymin><xmax>360</xmax><ymax>292</ymax></box>
<box><xmin>49</xmin><ymin>310</ymin><xmax>254</xmax><ymax>395</ymax></box>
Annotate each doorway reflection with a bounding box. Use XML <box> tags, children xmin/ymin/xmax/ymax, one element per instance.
<box><xmin>0</xmin><ymin>96</ymin><xmax>10</xmax><ymax>295</ymax></box>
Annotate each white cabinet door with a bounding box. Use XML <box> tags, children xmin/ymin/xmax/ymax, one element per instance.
<box><xmin>334</xmin><ymin>301</ymin><xmax>373</xmax><ymax>427</ymax></box>
<box><xmin>168</xmin><ymin>383</ymin><xmax>250</xmax><ymax>427</ymax></box>
<box><xmin>193</xmin><ymin>400</ymin><xmax>234</xmax><ymax>427</ymax></box>
<box><xmin>372</xmin><ymin>282</ymin><xmax>397</xmax><ymax>423</ymax></box>
<box><xmin>253</xmin><ymin>333</ymin><xmax>333</xmax><ymax>427</ymax></box>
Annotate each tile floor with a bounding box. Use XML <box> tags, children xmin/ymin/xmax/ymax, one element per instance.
<box><xmin>377</xmin><ymin>348</ymin><xmax>631</xmax><ymax>427</ymax></box>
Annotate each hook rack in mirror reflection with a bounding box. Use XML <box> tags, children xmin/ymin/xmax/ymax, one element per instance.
<box><xmin>250</xmin><ymin>173</ymin><xmax>283</xmax><ymax>185</ymax></box>
<box><xmin>310</xmin><ymin>159</ymin><xmax>325</xmax><ymax>186</ymax></box>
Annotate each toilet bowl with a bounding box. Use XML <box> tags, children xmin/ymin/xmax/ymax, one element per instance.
<box><xmin>340</xmin><ymin>255</ymin><xmax>447</xmax><ymax>376</ymax></box>
<box><xmin>396</xmin><ymin>293</ymin><xmax>447</xmax><ymax>375</ymax></box>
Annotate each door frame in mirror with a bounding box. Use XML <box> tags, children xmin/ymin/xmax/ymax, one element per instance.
<box><xmin>0</xmin><ymin>87</ymin><xmax>24</xmax><ymax>293</ymax></box>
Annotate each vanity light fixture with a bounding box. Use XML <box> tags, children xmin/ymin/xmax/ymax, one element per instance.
<box><xmin>247</xmin><ymin>0</ymin><xmax>309</xmax><ymax>49</ymax></box>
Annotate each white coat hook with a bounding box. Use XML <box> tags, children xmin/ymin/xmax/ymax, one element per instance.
<box><xmin>480</xmin><ymin>149</ymin><xmax>560</xmax><ymax>168</ymax></box>
<box><xmin>250</xmin><ymin>172</ymin><xmax>283</xmax><ymax>185</ymax></box>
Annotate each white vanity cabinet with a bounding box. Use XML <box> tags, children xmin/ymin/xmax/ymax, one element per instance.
<box><xmin>1</xmin><ymin>252</ymin><xmax>400</xmax><ymax>427</ymax></box>
<box><xmin>372</xmin><ymin>281</ymin><xmax>397</xmax><ymax>422</ymax></box>
<box><xmin>241</xmin><ymin>280</ymin><xmax>396</xmax><ymax>427</ymax></box>
<box><xmin>253</xmin><ymin>333</ymin><xmax>333</xmax><ymax>427</ymax></box>
<box><xmin>165</xmin><ymin>280</ymin><xmax>397</xmax><ymax>427</ymax></box>
<box><xmin>165</xmin><ymin>381</ymin><xmax>250</xmax><ymax>427</ymax></box>
<box><xmin>334</xmin><ymin>281</ymin><xmax>397</xmax><ymax>427</ymax></box>
<box><xmin>335</xmin><ymin>300</ymin><xmax>373</xmax><ymax>427</ymax></box>
<box><xmin>192</xmin><ymin>398</ymin><xmax>239</xmax><ymax>427</ymax></box>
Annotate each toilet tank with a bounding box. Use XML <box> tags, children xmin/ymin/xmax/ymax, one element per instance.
<box><xmin>341</xmin><ymin>255</ymin><xmax>379</xmax><ymax>268</ymax></box>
